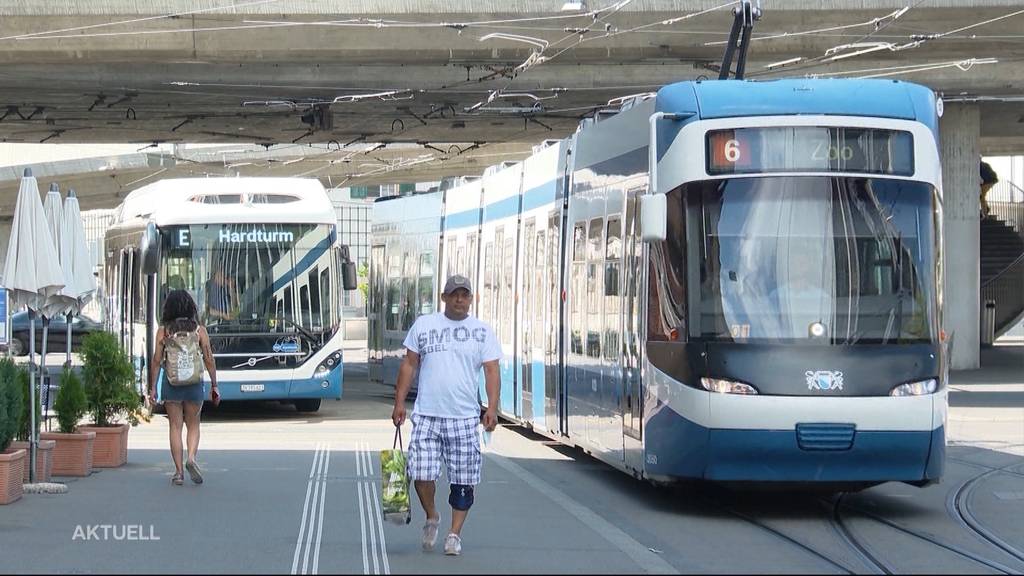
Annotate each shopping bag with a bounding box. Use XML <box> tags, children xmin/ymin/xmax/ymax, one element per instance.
<box><xmin>380</xmin><ymin>426</ymin><xmax>412</xmax><ymax>525</ymax></box>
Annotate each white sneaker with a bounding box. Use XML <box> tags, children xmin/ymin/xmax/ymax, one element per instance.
<box><xmin>422</xmin><ymin>519</ymin><xmax>440</xmax><ymax>551</ymax></box>
<box><xmin>444</xmin><ymin>533</ymin><xmax>462</xmax><ymax>556</ymax></box>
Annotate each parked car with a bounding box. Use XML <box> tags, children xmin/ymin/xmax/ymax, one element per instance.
<box><xmin>7</xmin><ymin>311</ymin><xmax>104</xmax><ymax>356</ymax></box>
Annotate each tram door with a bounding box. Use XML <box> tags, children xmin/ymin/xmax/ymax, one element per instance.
<box><xmin>544</xmin><ymin>209</ymin><xmax>563</xmax><ymax>435</ymax></box>
<box><xmin>368</xmin><ymin>244</ymin><xmax>386</xmax><ymax>383</ymax></box>
<box><xmin>520</xmin><ymin>219</ymin><xmax>536</xmax><ymax>423</ymax></box>
<box><xmin>622</xmin><ymin>193</ymin><xmax>643</xmax><ymax>438</ymax></box>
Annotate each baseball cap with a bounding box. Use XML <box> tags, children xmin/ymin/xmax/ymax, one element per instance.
<box><xmin>442</xmin><ymin>274</ymin><xmax>473</xmax><ymax>295</ymax></box>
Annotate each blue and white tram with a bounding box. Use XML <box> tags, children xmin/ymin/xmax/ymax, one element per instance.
<box><xmin>105</xmin><ymin>177</ymin><xmax>358</xmax><ymax>412</ymax></box>
<box><xmin>370</xmin><ymin>79</ymin><xmax>947</xmax><ymax>487</ymax></box>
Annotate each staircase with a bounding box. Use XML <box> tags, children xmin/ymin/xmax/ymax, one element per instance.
<box><xmin>981</xmin><ymin>199</ymin><xmax>1024</xmax><ymax>339</ymax></box>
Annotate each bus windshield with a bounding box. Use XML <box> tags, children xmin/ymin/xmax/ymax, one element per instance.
<box><xmin>159</xmin><ymin>223</ymin><xmax>339</xmax><ymax>357</ymax></box>
<box><xmin>673</xmin><ymin>176</ymin><xmax>939</xmax><ymax>345</ymax></box>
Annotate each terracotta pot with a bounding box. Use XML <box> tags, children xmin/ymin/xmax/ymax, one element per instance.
<box><xmin>79</xmin><ymin>424</ymin><xmax>130</xmax><ymax>468</ymax></box>
<box><xmin>40</xmin><ymin>431</ymin><xmax>96</xmax><ymax>477</ymax></box>
<box><xmin>9</xmin><ymin>440</ymin><xmax>55</xmax><ymax>483</ymax></box>
<box><xmin>0</xmin><ymin>448</ymin><xmax>27</xmax><ymax>505</ymax></box>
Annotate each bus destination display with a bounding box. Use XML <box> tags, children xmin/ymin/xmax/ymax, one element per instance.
<box><xmin>706</xmin><ymin>127</ymin><xmax>914</xmax><ymax>176</ymax></box>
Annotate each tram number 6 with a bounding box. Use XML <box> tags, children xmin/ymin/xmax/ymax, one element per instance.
<box><xmin>812</xmin><ymin>142</ymin><xmax>855</xmax><ymax>162</ymax></box>
<box><xmin>723</xmin><ymin>139</ymin><xmax>741</xmax><ymax>163</ymax></box>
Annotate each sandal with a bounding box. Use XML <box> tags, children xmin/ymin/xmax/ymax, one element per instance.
<box><xmin>171</xmin><ymin>473</ymin><xmax>184</xmax><ymax>486</ymax></box>
<box><xmin>185</xmin><ymin>460</ymin><xmax>204</xmax><ymax>485</ymax></box>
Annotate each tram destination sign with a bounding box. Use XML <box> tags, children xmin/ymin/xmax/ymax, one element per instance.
<box><xmin>706</xmin><ymin>127</ymin><xmax>914</xmax><ymax>176</ymax></box>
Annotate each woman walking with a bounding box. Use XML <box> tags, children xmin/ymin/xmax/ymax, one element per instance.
<box><xmin>147</xmin><ymin>289</ymin><xmax>220</xmax><ymax>486</ymax></box>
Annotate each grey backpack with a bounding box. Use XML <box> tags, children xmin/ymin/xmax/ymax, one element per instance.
<box><xmin>164</xmin><ymin>328</ymin><xmax>203</xmax><ymax>386</ymax></box>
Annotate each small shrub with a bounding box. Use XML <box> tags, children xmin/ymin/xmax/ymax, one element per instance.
<box><xmin>0</xmin><ymin>358</ymin><xmax>20</xmax><ymax>451</ymax></box>
<box><xmin>16</xmin><ymin>365</ymin><xmax>39</xmax><ymax>441</ymax></box>
<box><xmin>81</xmin><ymin>332</ymin><xmax>141</xmax><ymax>427</ymax></box>
<box><xmin>54</xmin><ymin>369</ymin><xmax>88</xmax><ymax>434</ymax></box>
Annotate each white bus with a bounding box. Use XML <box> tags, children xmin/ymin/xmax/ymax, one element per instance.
<box><xmin>104</xmin><ymin>177</ymin><xmax>357</xmax><ymax>412</ymax></box>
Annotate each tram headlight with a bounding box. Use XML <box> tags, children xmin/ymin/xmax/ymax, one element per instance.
<box><xmin>889</xmin><ymin>378</ymin><xmax>938</xmax><ymax>397</ymax></box>
<box><xmin>701</xmin><ymin>377</ymin><xmax>758</xmax><ymax>395</ymax></box>
<box><xmin>313</xmin><ymin>350</ymin><xmax>343</xmax><ymax>379</ymax></box>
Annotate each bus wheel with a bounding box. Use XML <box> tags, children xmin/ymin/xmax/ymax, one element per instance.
<box><xmin>294</xmin><ymin>398</ymin><xmax>321</xmax><ymax>413</ymax></box>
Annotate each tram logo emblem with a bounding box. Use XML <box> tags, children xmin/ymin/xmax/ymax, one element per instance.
<box><xmin>806</xmin><ymin>370</ymin><xmax>844</xmax><ymax>391</ymax></box>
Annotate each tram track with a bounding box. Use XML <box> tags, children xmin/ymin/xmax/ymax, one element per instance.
<box><xmin>947</xmin><ymin>459</ymin><xmax>1024</xmax><ymax>567</ymax></box>
<box><xmin>706</xmin><ymin>496</ymin><xmax>858</xmax><ymax>575</ymax></box>
<box><xmin>826</xmin><ymin>494</ymin><xmax>894</xmax><ymax>575</ymax></box>
<box><xmin>831</xmin><ymin>494</ymin><xmax>1019</xmax><ymax>574</ymax></box>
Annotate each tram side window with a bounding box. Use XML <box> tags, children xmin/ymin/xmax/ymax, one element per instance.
<box><xmin>533</xmin><ymin>226</ymin><xmax>545</xmax><ymax>343</ymax></box>
<box><xmin>467</xmin><ymin>233</ymin><xmax>479</xmax><ymax>294</ymax></box>
<box><xmin>418</xmin><ymin>251</ymin><xmax>434</xmax><ymax>315</ymax></box>
<box><xmin>570</xmin><ymin>223</ymin><xmax>586</xmax><ymax>355</ymax></box>
<box><xmin>604</xmin><ymin>217</ymin><xmax>622</xmax><ymax>361</ymax></box>
<box><xmin>482</xmin><ymin>242</ymin><xmax>494</xmax><ymax>324</ymax></box>
<box><xmin>501</xmin><ymin>237</ymin><xmax>514</xmax><ymax>343</ymax></box>
<box><xmin>446</xmin><ymin>237</ymin><xmax>457</xmax><ymax>280</ymax></box>
<box><xmin>586</xmin><ymin>219</ymin><xmax>603</xmax><ymax>358</ymax></box>
<box><xmin>402</xmin><ymin>251</ymin><xmax>417</xmax><ymax>330</ymax></box>
<box><xmin>522</xmin><ymin>220</ymin><xmax>536</xmax><ymax>342</ymax></box>
<box><xmin>386</xmin><ymin>252</ymin><xmax>401</xmax><ymax>331</ymax></box>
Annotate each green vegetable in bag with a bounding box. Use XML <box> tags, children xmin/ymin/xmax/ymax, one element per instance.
<box><xmin>380</xmin><ymin>449</ymin><xmax>411</xmax><ymax>525</ymax></box>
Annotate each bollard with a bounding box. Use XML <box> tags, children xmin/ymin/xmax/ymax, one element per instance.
<box><xmin>981</xmin><ymin>299</ymin><xmax>996</xmax><ymax>346</ymax></box>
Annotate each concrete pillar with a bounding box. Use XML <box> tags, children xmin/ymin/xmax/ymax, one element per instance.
<box><xmin>940</xmin><ymin>103</ymin><xmax>981</xmax><ymax>370</ymax></box>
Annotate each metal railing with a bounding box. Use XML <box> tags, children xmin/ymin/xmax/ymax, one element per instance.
<box><xmin>982</xmin><ymin>193</ymin><xmax>1024</xmax><ymax>338</ymax></box>
<box><xmin>989</xmin><ymin>197</ymin><xmax>1024</xmax><ymax>237</ymax></box>
<box><xmin>981</xmin><ymin>256</ymin><xmax>1024</xmax><ymax>339</ymax></box>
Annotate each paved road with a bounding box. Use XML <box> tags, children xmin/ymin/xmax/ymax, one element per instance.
<box><xmin>2</xmin><ymin>346</ymin><xmax>1023</xmax><ymax>574</ymax></box>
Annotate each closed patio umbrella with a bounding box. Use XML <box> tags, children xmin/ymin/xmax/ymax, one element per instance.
<box><xmin>59</xmin><ymin>189</ymin><xmax>97</xmax><ymax>365</ymax></box>
<box><xmin>1</xmin><ymin>168</ymin><xmax>65</xmax><ymax>483</ymax></box>
<box><xmin>40</xmin><ymin>183</ymin><xmax>75</xmax><ymax>428</ymax></box>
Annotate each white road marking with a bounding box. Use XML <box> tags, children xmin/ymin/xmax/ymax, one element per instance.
<box><xmin>292</xmin><ymin>444</ymin><xmax>323</xmax><ymax>575</ymax></box>
<box><xmin>357</xmin><ymin>442</ymin><xmax>391</xmax><ymax>574</ymax></box>
<box><xmin>292</xmin><ymin>443</ymin><xmax>330</xmax><ymax>575</ymax></box>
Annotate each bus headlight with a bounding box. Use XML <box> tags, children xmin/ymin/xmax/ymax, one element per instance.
<box><xmin>890</xmin><ymin>378</ymin><xmax>938</xmax><ymax>397</ymax></box>
<box><xmin>313</xmin><ymin>350</ymin><xmax>343</xmax><ymax>379</ymax></box>
<box><xmin>701</xmin><ymin>377</ymin><xmax>758</xmax><ymax>395</ymax></box>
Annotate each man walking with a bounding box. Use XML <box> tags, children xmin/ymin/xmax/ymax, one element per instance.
<box><xmin>391</xmin><ymin>274</ymin><xmax>501</xmax><ymax>556</ymax></box>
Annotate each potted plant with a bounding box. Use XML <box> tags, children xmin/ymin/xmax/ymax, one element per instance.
<box><xmin>0</xmin><ymin>357</ymin><xmax>27</xmax><ymax>504</ymax></box>
<box><xmin>78</xmin><ymin>332</ymin><xmax>142</xmax><ymax>468</ymax></box>
<box><xmin>7</xmin><ymin>361</ymin><xmax>55</xmax><ymax>483</ymax></box>
<box><xmin>41</xmin><ymin>368</ymin><xmax>95</xmax><ymax>477</ymax></box>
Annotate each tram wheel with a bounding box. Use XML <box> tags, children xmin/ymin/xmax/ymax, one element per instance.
<box><xmin>294</xmin><ymin>398</ymin><xmax>322</xmax><ymax>413</ymax></box>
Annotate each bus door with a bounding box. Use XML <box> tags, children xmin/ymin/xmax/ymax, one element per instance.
<box><xmin>368</xmin><ymin>244</ymin><xmax>385</xmax><ymax>383</ymax></box>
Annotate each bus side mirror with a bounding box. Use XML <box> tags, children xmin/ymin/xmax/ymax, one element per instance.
<box><xmin>341</xmin><ymin>262</ymin><xmax>358</xmax><ymax>291</ymax></box>
<box><xmin>140</xmin><ymin>222</ymin><xmax>161</xmax><ymax>275</ymax></box>
<box><xmin>640</xmin><ymin>194</ymin><xmax>666</xmax><ymax>242</ymax></box>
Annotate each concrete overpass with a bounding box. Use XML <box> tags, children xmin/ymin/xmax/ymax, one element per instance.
<box><xmin>0</xmin><ymin>0</ymin><xmax>1022</xmax><ymax>369</ymax></box>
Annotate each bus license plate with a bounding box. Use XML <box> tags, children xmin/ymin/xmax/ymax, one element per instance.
<box><xmin>240</xmin><ymin>384</ymin><xmax>264</xmax><ymax>393</ymax></box>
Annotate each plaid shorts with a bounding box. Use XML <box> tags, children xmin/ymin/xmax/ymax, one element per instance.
<box><xmin>407</xmin><ymin>414</ymin><xmax>482</xmax><ymax>486</ymax></box>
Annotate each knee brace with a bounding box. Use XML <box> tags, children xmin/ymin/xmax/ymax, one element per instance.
<box><xmin>448</xmin><ymin>484</ymin><xmax>475</xmax><ymax>511</ymax></box>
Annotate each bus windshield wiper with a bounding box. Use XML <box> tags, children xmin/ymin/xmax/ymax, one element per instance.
<box><xmin>271</xmin><ymin>315</ymin><xmax>317</xmax><ymax>343</ymax></box>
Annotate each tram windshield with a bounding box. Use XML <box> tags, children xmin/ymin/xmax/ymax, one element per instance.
<box><xmin>673</xmin><ymin>176</ymin><xmax>938</xmax><ymax>345</ymax></box>
<box><xmin>159</xmin><ymin>223</ymin><xmax>339</xmax><ymax>351</ymax></box>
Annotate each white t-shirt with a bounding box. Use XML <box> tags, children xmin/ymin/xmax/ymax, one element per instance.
<box><xmin>403</xmin><ymin>312</ymin><xmax>502</xmax><ymax>419</ymax></box>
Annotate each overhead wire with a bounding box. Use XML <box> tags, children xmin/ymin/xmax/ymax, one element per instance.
<box><xmin>0</xmin><ymin>0</ymin><xmax>281</xmax><ymax>41</ymax></box>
